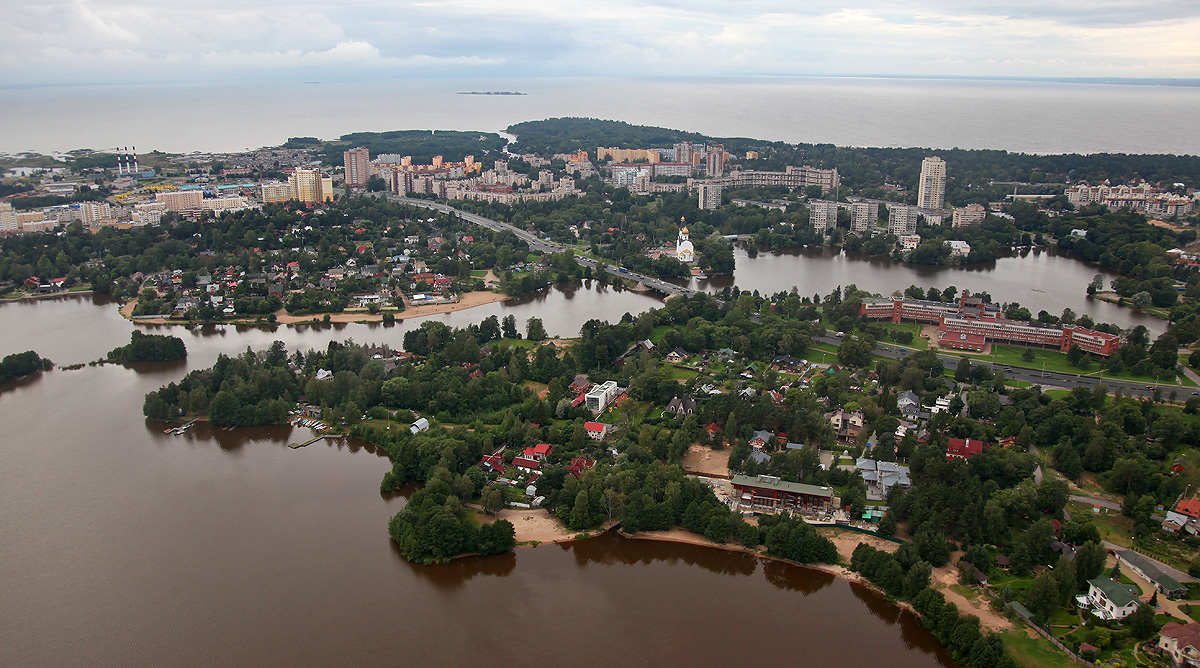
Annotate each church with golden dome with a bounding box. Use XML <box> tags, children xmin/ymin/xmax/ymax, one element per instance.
<box><xmin>675</xmin><ymin>217</ymin><xmax>696</xmax><ymax>264</ymax></box>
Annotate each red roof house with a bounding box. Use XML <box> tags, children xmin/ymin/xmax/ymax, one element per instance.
<box><xmin>584</xmin><ymin>422</ymin><xmax>609</xmax><ymax>440</ymax></box>
<box><xmin>479</xmin><ymin>448</ymin><xmax>505</xmax><ymax>474</ymax></box>
<box><xmin>947</xmin><ymin>438</ymin><xmax>987</xmax><ymax>461</ymax></box>
<box><xmin>1176</xmin><ymin>498</ymin><xmax>1200</xmax><ymax>519</ymax></box>
<box><xmin>568</xmin><ymin>457</ymin><xmax>596</xmax><ymax>479</ymax></box>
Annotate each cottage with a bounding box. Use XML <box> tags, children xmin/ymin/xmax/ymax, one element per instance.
<box><xmin>409</xmin><ymin>417</ymin><xmax>430</xmax><ymax>434</ymax></box>
<box><xmin>665</xmin><ymin>395</ymin><xmax>697</xmax><ymax>417</ymax></box>
<box><xmin>1076</xmin><ymin>577</ymin><xmax>1141</xmax><ymax>620</ymax></box>
<box><xmin>749</xmin><ymin>430</ymin><xmax>775</xmax><ymax>449</ymax></box>
<box><xmin>824</xmin><ymin>409</ymin><xmax>865</xmax><ymax>443</ymax></box>
<box><xmin>857</xmin><ymin>458</ymin><xmax>912</xmax><ymax>501</ymax></box>
<box><xmin>1158</xmin><ymin>622</ymin><xmax>1200</xmax><ymax>667</ymax></box>
<box><xmin>568</xmin><ymin>457</ymin><xmax>596</xmax><ymax>479</ymax></box>
<box><xmin>947</xmin><ymin>437</ymin><xmax>987</xmax><ymax>461</ymax></box>
<box><xmin>584</xmin><ymin>421</ymin><xmax>610</xmax><ymax>440</ymax></box>
<box><xmin>480</xmin><ymin>448</ymin><xmax>506</xmax><ymax>474</ymax></box>
<box><xmin>513</xmin><ymin>443</ymin><xmax>552</xmax><ymax>472</ymax></box>
<box><xmin>666</xmin><ymin>348</ymin><xmax>688</xmax><ymax>364</ymax></box>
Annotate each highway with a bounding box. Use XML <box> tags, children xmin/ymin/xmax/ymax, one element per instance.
<box><xmin>387</xmin><ymin>196</ymin><xmax>700</xmax><ymax>299</ymax></box>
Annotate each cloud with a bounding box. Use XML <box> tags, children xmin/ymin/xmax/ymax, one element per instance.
<box><xmin>0</xmin><ymin>0</ymin><xmax>1196</xmax><ymax>84</ymax></box>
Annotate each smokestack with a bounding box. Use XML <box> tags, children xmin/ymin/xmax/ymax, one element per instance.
<box><xmin>117</xmin><ymin>147</ymin><xmax>125</xmax><ymax>175</ymax></box>
<box><xmin>132</xmin><ymin>146</ymin><xmax>138</xmax><ymax>174</ymax></box>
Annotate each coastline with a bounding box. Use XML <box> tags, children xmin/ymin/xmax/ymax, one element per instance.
<box><xmin>116</xmin><ymin>290</ymin><xmax>510</xmax><ymax>326</ymax></box>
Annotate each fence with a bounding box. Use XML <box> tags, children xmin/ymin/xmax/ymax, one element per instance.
<box><xmin>1007</xmin><ymin>602</ymin><xmax>1099</xmax><ymax>668</ymax></box>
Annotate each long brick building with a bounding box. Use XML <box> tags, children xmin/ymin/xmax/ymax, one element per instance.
<box><xmin>731</xmin><ymin>474</ymin><xmax>836</xmax><ymax>514</ymax></box>
<box><xmin>860</xmin><ymin>292</ymin><xmax>1120</xmax><ymax>356</ymax></box>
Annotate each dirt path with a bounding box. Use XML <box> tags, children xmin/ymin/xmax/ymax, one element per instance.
<box><xmin>931</xmin><ymin>565</ymin><xmax>1013</xmax><ymax>631</ymax></box>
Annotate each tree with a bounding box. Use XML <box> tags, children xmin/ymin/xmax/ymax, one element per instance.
<box><xmin>571</xmin><ymin>489</ymin><xmax>590</xmax><ymax>528</ymax></box>
<box><xmin>1127</xmin><ymin>603</ymin><xmax>1158</xmax><ymax>639</ymax></box>
<box><xmin>1088</xmin><ymin>273</ymin><xmax>1105</xmax><ymax>295</ymax></box>
<box><xmin>1130</xmin><ymin>291</ymin><xmax>1152</xmax><ymax>309</ymax></box>
<box><xmin>954</xmin><ymin>357</ymin><xmax>971</xmax><ymax>382</ymax></box>
<box><xmin>1022</xmin><ymin>348</ymin><xmax>1036</xmax><ymax>362</ymax></box>
<box><xmin>481</xmin><ymin>486</ymin><xmax>505</xmax><ymax>515</ymax></box>
<box><xmin>1024</xmin><ymin>571</ymin><xmax>1059</xmax><ymax>624</ymax></box>
<box><xmin>904</xmin><ymin>560</ymin><xmax>933</xmax><ymax>599</ymax></box>
<box><xmin>502</xmin><ymin>315</ymin><xmax>519</xmax><ymax>339</ymax></box>
<box><xmin>526</xmin><ymin>317</ymin><xmax>547</xmax><ymax>341</ymax></box>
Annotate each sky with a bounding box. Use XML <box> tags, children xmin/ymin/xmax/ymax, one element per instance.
<box><xmin>2</xmin><ymin>0</ymin><xmax>1198</xmax><ymax>85</ymax></box>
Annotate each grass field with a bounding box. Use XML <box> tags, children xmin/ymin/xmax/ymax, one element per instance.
<box><xmin>878</xmin><ymin>322</ymin><xmax>929</xmax><ymax>350</ymax></box>
<box><xmin>945</xmin><ymin>344</ymin><xmax>1193</xmax><ymax>387</ymax></box>
<box><xmin>1000</xmin><ymin>630</ymin><xmax>1077</xmax><ymax>668</ymax></box>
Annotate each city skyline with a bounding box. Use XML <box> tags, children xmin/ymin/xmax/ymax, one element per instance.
<box><xmin>2</xmin><ymin>0</ymin><xmax>1198</xmax><ymax>86</ymax></box>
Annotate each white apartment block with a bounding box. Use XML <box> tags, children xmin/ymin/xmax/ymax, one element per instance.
<box><xmin>952</xmin><ymin>203</ymin><xmax>986</xmax><ymax>227</ymax></box>
<box><xmin>697</xmin><ymin>183</ymin><xmax>722</xmax><ymax>210</ymax></box>
<box><xmin>261</xmin><ymin>181</ymin><xmax>293</xmax><ymax>204</ymax></box>
<box><xmin>851</xmin><ymin>201</ymin><xmax>878</xmax><ymax>232</ymax></box>
<box><xmin>586</xmin><ymin>380</ymin><xmax>621</xmax><ymax>414</ymax></box>
<box><xmin>0</xmin><ymin>202</ymin><xmax>16</xmax><ymax>232</ymax></box>
<box><xmin>917</xmin><ymin>157</ymin><xmax>946</xmax><ymax>210</ymax></box>
<box><xmin>888</xmin><ymin>204</ymin><xmax>918</xmax><ymax>236</ymax></box>
<box><xmin>809</xmin><ymin>199</ymin><xmax>838</xmax><ymax>233</ymax></box>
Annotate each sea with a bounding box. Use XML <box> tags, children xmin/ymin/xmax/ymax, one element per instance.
<box><xmin>2</xmin><ymin>75</ymin><xmax>1198</xmax><ymax>157</ymax></box>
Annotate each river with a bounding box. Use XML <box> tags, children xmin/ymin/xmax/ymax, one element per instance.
<box><xmin>0</xmin><ymin>293</ymin><xmax>956</xmax><ymax>667</ymax></box>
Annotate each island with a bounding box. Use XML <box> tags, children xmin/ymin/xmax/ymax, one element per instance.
<box><xmin>456</xmin><ymin>91</ymin><xmax>527</xmax><ymax>96</ymax></box>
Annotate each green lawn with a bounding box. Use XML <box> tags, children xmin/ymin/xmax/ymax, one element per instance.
<box><xmin>947</xmin><ymin>344</ymin><xmax>1192</xmax><ymax>387</ymax></box>
<box><xmin>878</xmin><ymin>322</ymin><xmax>929</xmax><ymax>350</ymax></box>
<box><xmin>666</xmin><ymin>366</ymin><xmax>699</xmax><ymax>380</ymax></box>
<box><xmin>802</xmin><ymin>348</ymin><xmax>839</xmax><ymax>365</ymax></box>
<box><xmin>1000</xmin><ymin>630</ymin><xmax>1078</xmax><ymax>668</ymax></box>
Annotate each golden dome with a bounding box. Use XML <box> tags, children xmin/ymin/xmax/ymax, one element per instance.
<box><xmin>680</xmin><ymin>226</ymin><xmax>689</xmax><ymax>235</ymax></box>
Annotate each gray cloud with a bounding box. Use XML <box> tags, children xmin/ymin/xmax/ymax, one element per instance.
<box><xmin>0</xmin><ymin>0</ymin><xmax>1195</xmax><ymax>84</ymax></box>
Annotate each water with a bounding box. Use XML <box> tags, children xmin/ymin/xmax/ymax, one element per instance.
<box><xmin>0</xmin><ymin>293</ymin><xmax>954</xmax><ymax>668</ymax></box>
<box><xmin>711</xmin><ymin>245</ymin><xmax>1164</xmax><ymax>335</ymax></box>
<box><xmin>3</xmin><ymin>76</ymin><xmax>1198</xmax><ymax>156</ymax></box>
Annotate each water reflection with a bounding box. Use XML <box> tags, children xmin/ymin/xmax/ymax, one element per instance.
<box><xmin>402</xmin><ymin>547</ymin><xmax>519</xmax><ymax>586</ymax></box>
<box><xmin>761</xmin><ymin>558</ymin><xmax>837</xmax><ymax>595</ymax></box>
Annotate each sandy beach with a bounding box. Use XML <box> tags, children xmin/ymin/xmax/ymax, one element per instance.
<box><xmin>474</xmin><ymin>507</ymin><xmax>577</xmax><ymax>544</ymax></box>
<box><xmin>118</xmin><ymin>290</ymin><xmax>510</xmax><ymax>326</ymax></box>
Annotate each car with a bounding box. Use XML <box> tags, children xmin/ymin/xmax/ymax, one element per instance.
<box><xmin>1004</xmin><ymin>367</ymin><xmax>1013</xmax><ymax>372</ymax></box>
<box><xmin>1191</xmin><ymin>392</ymin><xmax>1199</xmax><ymax>396</ymax></box>
<box><xmin>1145</xmin><ymin>385</ymin><xmax>1154</xmax><ymax>390</ymax></box>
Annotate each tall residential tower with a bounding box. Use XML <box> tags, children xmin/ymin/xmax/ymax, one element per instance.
<box><xmin>917</xmin><ymin>156</ymin><xmax>946</xmax><ymax>210</ymax></box>
<box><xmin>343</xmin><ymin>147</ymin><xmax>370</xmax><ymax>187</ymax></box>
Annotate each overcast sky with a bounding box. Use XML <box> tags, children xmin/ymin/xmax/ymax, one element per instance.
<box><xmin>3</xmin><ymin>0</ymin><xmax>1197</xmax><ymax>85</ymax></box>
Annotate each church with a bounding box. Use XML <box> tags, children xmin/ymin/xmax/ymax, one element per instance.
<box><xmin>675</xmin><ymin>218</ymin><xmax>696</xmax><ymax>263</ymax></box>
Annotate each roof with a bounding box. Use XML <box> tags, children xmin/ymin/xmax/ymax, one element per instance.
<box><xmin>747</xmin><ymin>450</ymin><xmax>771</xmax><ymax>465</ymax></box>
<box><xmin>730</xmin><ymin>474</ymin><xmax>835</xmax><ymax>499</ymax></box>
<box><xmin>947</xmin><ymin>437</ymin><xmax>986</xmax><ymax>459</ymax></box>
<box><xmin>1088</xmin><ymin>577</ymin><xmax>1140</xmax><ymax>609</ymax></box>
<box><xmin>750</xmin><ymin>429</ymin><xmax>774</xmax><ymax>444</ymax></box>
<box><xmin>1116</xmin><ymin>549</ymin><xmax>1185</xmax><ymax>593</ymax></box>
<box><xmin>1160</xmin><ymin>622</ymin><xmax>1200</xmax><ymax>652</ymax></box>
<box><xmin>584</xmin><ymin>421</ymin><xmax>607</xmax><ymax>431</ymax></box>
<box><xmin>1177</xmin><ymin>498</ymin><xmax>1200</xmax><ymax>518</ymax></box>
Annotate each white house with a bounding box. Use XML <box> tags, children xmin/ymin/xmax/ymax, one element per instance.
<box><xmin>586</xmin><ymin>380</ymin><xmax>621</xmax><ymax>414</ymax></box>
<box><xmin>1076</xmin><ymin>577</ymin><xmax>1141</xmax><ymax>620</ymax></box>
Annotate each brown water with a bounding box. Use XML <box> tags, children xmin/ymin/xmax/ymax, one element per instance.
<box><xmin>705</xmin><ymin>245</ymin><xmax>1163</xmax><ymax>335</ymax></box>
<box><xmin>0</xmin><ymin>291</ymin><xmax>957</xmax><ymax>668</ymax></box>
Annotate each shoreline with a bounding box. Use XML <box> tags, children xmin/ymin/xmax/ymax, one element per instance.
<box><xmin>116</xmin><ymin>290</ymin><xmax>511</xmax><ymax>326</ymax></box>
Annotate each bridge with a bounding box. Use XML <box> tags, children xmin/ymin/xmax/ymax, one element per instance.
<box><xmin>386</xmin><ymin>196</ymin><xmax>700</xmax><ymax>299</ymax></box>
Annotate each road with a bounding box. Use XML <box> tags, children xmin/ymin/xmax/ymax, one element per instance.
<box><xmin>386</xmin><ymin>196</ymin><xmax>700</xmax><ymax>299</ymax></box>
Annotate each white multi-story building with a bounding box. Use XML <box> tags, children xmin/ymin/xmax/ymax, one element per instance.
<box><xmin>0</xmin><ymin>202</ymin><xmax>16</xmax><ymax>232</ymax></box>
<box><xmin>947</xmin><ymin>240</ymin><xmax>971</xmax><ymax>257</ymax></box>
<box><xmin>697</xmin><ymin>183</ymin><xmax>722</xmax><ymax>210</ymax></box>
<box><xmin>808</xmin><ymin>199</ymin><xmax>838</xmax><ymax>233</ymax></box>
<box><xmin>288</xmin><ymin>168</ymin><xmax>334</xmax><ymax>204</ymax></box>
<box><xmin>586</xmin><ymin>380</ymin><xmax>621</xmax><ymax>414</ymax></box>
<box><xmin>851</xmin><ymin>201</ymin><xmax>877</xmax><ymax>232</ymax></box>
<box><xmin>952</xmin><ymin>203</ymin><xmax>987</xmax><ymax>227</ymax></box>
<box><xmin>917</xmin><ymin>156</ymin><xmax>946</xmax><ymax>210</ymax></box>
<box><xmin>888</xmin><ymin>204</ymin><xmax>918</xmax><ymax>236</ymax></box>
<box><xmin>706</xmin><ymin>144</ymin><xmax>726</xmax><ymax>177</ymax></box>
<box><xmin>261</xmin><ymin>181</ymin><xmax>293</xmax><ymax>204</ymax></box>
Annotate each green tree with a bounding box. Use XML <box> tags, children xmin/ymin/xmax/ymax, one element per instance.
<box><xmin>481</xmin><ymin>486</ymin><xmax>505</xmax><ymax>515</ymax></box>
<box><xmin>526</xmin><ymin>317</ymin><xmax>548</xmax><ymax>341</ymax></box>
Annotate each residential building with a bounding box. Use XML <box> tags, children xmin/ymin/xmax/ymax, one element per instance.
<box><xmin>584</xmin><ymin>421</ymin><xmax>610</xmax><ymax>440</ymax></box>
<box><xmin>825</xmin><ymin>409</ymin><xmax>864</xmax><ymax>443</ymax></box>
<box><xmin>673</xmin><ymin>141</ymin><xmax>696</xmax><ymax>166</ymax></box>
<box><xmin>856</xmin><ymin>459</ymin><xmax>912</xmax><ymax>501</ymax></box>
<box><xmin>898</xmin><ymin>234</ymin><xmax>921</xmax><ymax>250</ymax></box>
<box><xmin>261</xmin><ymin>181</ymin><xmax>293</xmax><ymax>203</ymax></box>
<box><xmin>947</xmin><ymin>240</ymin><xmax>971</xmax><ymax>257</ymax></box>
<box><xmin>947</xmin><ymin>437</ymin><xmax>986</xmax><ymax>460</ymax></box>
<box><xmin>1157</xmin><ymin>622</ymin><xmax>1200</xmax><ymax>667</ymax></box>
<box><xmin>155</xmin><ymin>189</ymin><xmax>204</xmax><ymax>211</ymax></box>
<box><xmin>1067</xmin><ymin>182</ymin><xmax>1195</xmax><ymax>218</ymax></box>
<box><xmin>344</xmin><ymin>147</ymin><xmax>370</xmax><ymax>186</ymax></box>
<box><xmin>596</xmin><ymin>147</ymin><xmax>660</xmax><ymax>163</ymax></box>
<box><xmin>512</xmin><ymin>443</ymin><xmax>552</xmax><ymax>472</ymax></box>
<box><xmin>697</xmin><ymin>183</ymin><xmax>722</xmax><ymax>210</ymax></box>
<box><xmin>917</xmin><ymin>156</ymin><xmax>946</xmax><ymax>210</ymax></box>
<box><xmin>0</xmin><ymin>202</ymin><xmax>15</xmax><ymax>232</ymax></box>
<box><xmin>665</xmin><ymin>395</ymin><xmax>697</xmax><ymax>416</ymax></box>
<box><xmin>1076</xmin><ymin>577</ymin><xmax>1141</xmax><ymax>620</ymax></box>
<box><xmin>851</xmin><ymin>201</ymin><xmax>878</xmax><ymax>232</ymax></box>
<box><xmin>889</xmin><ymin>204</ymin><xmax>918</xmax><ymax>236</ymax></box>
<box><xmin>1115</xmin><ymin>549</ymin><xmax>1187</xmax><ymax>598</ymax></box>
<box><xmin>809</xmin><ymin>199</ymin><xmax>838</xmax><ymax>233</ymax></box>
<box><xmin>586</xmin><ymin>380</ymin><xmax>621</xmax><ymax>413</ymax></box>
<box><xmin>953</xmin><ymin>203</ymin><xmax>987</xmax><ymax>227</ymax></box>
<box><xmin>289</xmin><ymin>168</ymin><xmax>334</xmax><ymax>204</ymax></box>
<box><xmin>706</xmin><ymin>144</ymin><xmax>726</xmax><ymax>177</ymax></box>
<box><xmin>731</xmin><ymin>474</ymin><xmax>836</xmax><ymax>513</ymax></box>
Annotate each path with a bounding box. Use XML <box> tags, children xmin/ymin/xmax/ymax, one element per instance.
<box><xmin>1104</xmin><ymin>541</ymin><xmax>1196</xmax><ymax>583</ymax></box>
